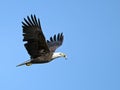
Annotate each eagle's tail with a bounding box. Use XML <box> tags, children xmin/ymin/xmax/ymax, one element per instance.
<box><xmin>16</xmin><ymin>60</ymin><xmax>32</xmax><ymax>67</ymax></box>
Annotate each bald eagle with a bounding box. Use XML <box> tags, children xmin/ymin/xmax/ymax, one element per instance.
<box><xmin>17</xmin><ymin>15</ymin><xmax>66</xmax><ymax>67</ymax></box>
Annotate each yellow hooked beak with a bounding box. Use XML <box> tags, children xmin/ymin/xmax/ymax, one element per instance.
<box><xmin>62</xmin><ymin>53</ymin><xmax>67</xmax><ymax>60</ymax></box>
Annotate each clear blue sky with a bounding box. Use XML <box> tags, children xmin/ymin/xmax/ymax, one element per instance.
<box><xmin>0</xmin><ymin>0</ymin><xmax>119</xmax><ymax>90</ymax></box>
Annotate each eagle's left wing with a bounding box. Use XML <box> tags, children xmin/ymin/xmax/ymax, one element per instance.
<box><xmin>22</xmin><ymin>15</ymin><xmax>50</xmax><ymax>58</ymax></box>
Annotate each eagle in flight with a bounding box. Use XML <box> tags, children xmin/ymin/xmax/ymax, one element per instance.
<box><xmin>17</xmin><ymin>15</ymin><xmax>66</xmax><ymax>67</ymax></box>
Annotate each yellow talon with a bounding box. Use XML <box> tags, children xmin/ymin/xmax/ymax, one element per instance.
<box><xmin>26</xmin><ymin>63</ymin><xmax>32</xmax><ymax>66</ymax></box>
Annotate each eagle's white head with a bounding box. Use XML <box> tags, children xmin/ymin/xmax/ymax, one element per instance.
<box><xmin>52</xmin><ymin>52</ymin><xmax>67</xmax><ymax>60</ymax></box>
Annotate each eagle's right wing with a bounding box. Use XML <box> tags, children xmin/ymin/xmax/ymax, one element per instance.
<box><xmin>47</xmin><ymin>33</ymin><xmax>64</xmax><ymax>52</ymax></box>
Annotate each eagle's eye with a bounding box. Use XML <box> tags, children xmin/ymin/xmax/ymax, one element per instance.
<box><xmin>59</xmin><ymin>53</ymin><xmax>63</xmax><ymax>55</ymax></box>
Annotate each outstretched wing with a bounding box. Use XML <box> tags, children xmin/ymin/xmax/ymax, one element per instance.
<box><xmin>47</xmin><ymin>33</ymin><xmax>64</xmax><ymax>52</ymax></box>
<box><xmin>22</xmin><ymin>15</ymin><xmax>50</xmax><ymax>58</ymax></box>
